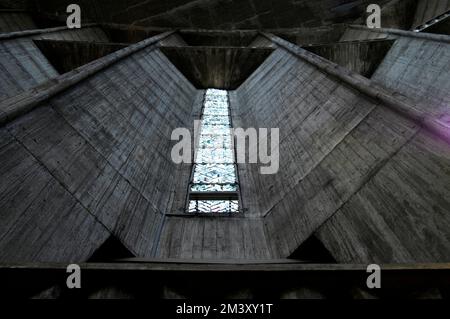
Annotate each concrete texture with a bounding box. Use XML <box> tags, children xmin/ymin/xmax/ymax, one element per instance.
<box><xmin>160</xmin><ymin>46</ymin><xmax>274</xmax><ymax>89</ymax></box>
<box><xmin>0</xmin><ymin>26</ymin><xmax>110</xmax><ymax>101</ymax></box>
<box><xmin>0</xmin><ymin>42</ymin><xmax>197</xmax><ymax>262</ymax></box>
<box><xmin>28</xmin><ymin>0</ymin><xmax>392</xmax><ymax>29</ymax></box>
<box><xmin>340</xmin><ymin>26</ymin><xmax>394</xmax><ymax>42</ymax></box>
<box><xmin>1</xmin><ymin>24</ymin><xmax>450</xmax><ymax>264</ymax></box>
<box><xmin>266</xmin><ymin>25</ymin><xmax>347</xmax><ymax>46</ymax></box>
<box><xmin>232</xmin><ymin>37</ymin><xmax>450</xmax><ymax>262</ymax></box>
<box><xmin>0</xmin><ymin>1</ymin><xmax>449</xmax><ymax>299</ymax></box>
<box><xmin>178</xmin><ymin>30</ymin><xmax>258</xmax><ymax>47</ymax></box>
<box><xmin>371</xmin><ymin>36</ymin><xmax>450</xmax><ymax>116</ymax></box>
<box><xmin>304</xmin><ymin>39</ymin><xmax>394</xmax><ymax>77</ymax></box>
<box><xmin>34</xmin><ymin>40</ymin><xmax>126</xmax><ymax>73</ymax></box>
<box><xmin>0</xmin><ymin>37</ymin><xmax>59</xmax><ymax>101</ymax></box>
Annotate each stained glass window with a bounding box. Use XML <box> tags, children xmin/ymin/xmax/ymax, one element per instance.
<box><xmin>188</xmin><ymin>89</ymin><xmax>240</xmax><ymax>214</ymax></box>
<box><xmin>188</xmin><ymin>200</ymin><xmax>239</xmax><ymax>214</ymax></box>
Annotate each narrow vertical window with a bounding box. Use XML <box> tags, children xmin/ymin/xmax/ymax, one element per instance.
<box><xmin>188</xmin><ymin>89</ymin><xmax>240</xmax><ymax>214</ymax></box>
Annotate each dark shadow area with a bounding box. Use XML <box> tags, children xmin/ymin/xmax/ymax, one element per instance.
<box><xmin>88</xmin><ymin>236</ymin><xmax>135</xmax><ymax>262</ymax></box>
<box><xmin>101</xmin><ymin>25</ymin><xmax>168</xmax><ymax>44</ymax></box>
<box><xmin>422</xmin><ymin>15</ymin><xmax>450</xmax><ymax>35</ymax></box>
<box><xmin>34</xmin><ymin>39</ymin><xmax>127</xmax><ymax>73</ymax></box>
<box><xmin>0</xmin><ymin>9</ymin><xmax>65</xmax><ymax>33</ymax></box>
<box><xmin>160</xmin><ymin>46</ymin><xmax>274</xmax><ymax>89</ymax></box>
<box><xmin>179</xmin><ymin>30</ymin><xmax>259</xmax><ymax>47</ymax></box>
<box><xmin>304</xmin><ymin>39</ymin><xmax>395</xmax><ymax>77</ymax></box>
<box><xmin>2</xmin><ymin>262</ymin><xmax>449</xmax><ymax>299</ymax></box>
<box><xmin>289</xmin><ymin>235</ymin><xmax>336</xmax><ymax>263</ymax></box>
<box><xmin>274</xmin><ymin>24</ymin><xmax>347</xmax><ymax>46</ymax></box>
<box><xmin>30</xmin><ymin>13</ymin><xmax>65</xmax><ymax>29</ymax></box>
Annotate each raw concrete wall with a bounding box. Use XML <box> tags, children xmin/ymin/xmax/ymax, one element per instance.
<box><xmin>340</xmin><ymin>27</ymin><xmax>394</xmax><ymax>42</ymax></box>
<box><xmin>305</xmin><ymin>39</ymin><xmax>394</xmax><ymax>77</ymax></box>
<box><xmin>0</xmin><ymin>27</ymin><xmax>110</xmax><ymax>102</ymax></box>
<box><xmin>31</xmin><ymin>27</ymin><xmax>109</xmax><ymax>42</ymax></box>
<box><xmin>233</xmin><ymin>45</ymin><xmax>450</xmax><ymax>262</ymax></box>
<box><xmin>0</xmin><ymin>45</ymin><xmax>198</xmax><ymax>262</ymax></box>
<box><xmin>34</xmin><ymin>40</ymin><xmax>126</xmax><ymax>73</ymax></box>
<box><xmin>0</xmin><ymin>11</ymin><xmax>36</xmax><ymax>33</ymax></box>
<box><xmin>249</xmin><ymin>35</ymin><xmax>276</xmax><ymax>48</ymax></box>
<box><xmin>0</xmin><ymin>127</ymin><xmax>111</xmax><ymax>262</ymax></box>
<box><xmin>1</xmin><ymin>23</ymin><xmax>449</xmax><ymax>265</ymax></box>
<box><xmin>316</xmin><ymin>129</ymin><xmax>450</xmax><ymax>263</ymax></box>
<box><xmin>113</xmin><ymin>31</ymin><xmax>450</xmax><ymax>263</ymax></box>
<box><xmin>274</xmin><ymin>25</ymin><xmax>347</xmax><ymax>46</ymax></box>
<box><xmin>157</xmin><ymin>216</ymin><xmax>271</xmax><ymax>259</ymax></box>
<box><xmin>158</xmin><ymin>33</ymin><xmax>187</xmax><ymax>47</ymax></box>
<box><xmin>0</xmin><ymin>37</ymin><xmax>58</xmax><ymax>101</ymax></box>
<box><xmin>371</xmin><ymin>36</ymin><xmax>450</xmax><ymax>116</ymax></box>
<box><xmin>160</xmin><ymin>46</ymin><xmax>274</xmax><ymax>89</ymax></box>
<box><xmin>233</xmin><ymin>48</ymin><xmax>381</xmax><ymax>219</ymax></box>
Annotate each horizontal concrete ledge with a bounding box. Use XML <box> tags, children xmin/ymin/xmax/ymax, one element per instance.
<box><xmin>159</xmin><ymin>45</ymin><xmax>274</xmax><ymax>50</ymax></box>
<box><xmin>2</xmin><ymin>261</ymin><xmax>450</xmax><ymax>272</ymax></box>
<box><xmin>262</xmin><ymin>32</ymin><xmax>450</xmax><ymax>144</ymax></box>
<box><xmin>178</xmin><ymin>29</ymin><xmax>258</xmax><ymax>35</ymax></box>
<box><xmin>0</xmin><ymin>23</ymin><xmax>99</xmax><ymax>40</ymax></box>
<box><xmin>349</xmin><ymin>24</ymin><xmax>450</xmax><ymax>44</ymax></box>
<box><xmin>0</xmin><ymin>31</ymin><xmax>174</xmax><ymax>127</ymax></box>
<box><xmin>117</xmin><ymin>258</ymin><xmax>311</xmax><ymax>264</ymax></box>
<box><xmin>175</xmin><ymin>24</ymin><xmax>346</xmax><ymax>34</ymax></box>
<box><xmin>303</xmin><ymin>38</ymin><xmax>394</xmax><ymax>48</ymax></box>
<box><xmin>165</xmin><ymin>213</ymin><xmax>249</xmax><ymax>218</ymax></box>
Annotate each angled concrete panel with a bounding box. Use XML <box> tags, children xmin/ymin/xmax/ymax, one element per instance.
<box><xmin>304</xmin><ymin>39</ymin><xmax>394</xmax><ymax>77</ymax></box>
<box><xmin>233</xmin><ymin>43</ymin><xmax>450</xmax><ymax>262</ymax></box>
<box><xmin>372</xmin><ymin>36</ymin><xmax>450</xmax><ymax>116</ymax></box>
<box><xmin>0</xmin><ymin>44</ymin><xmax>198</xmax><ymax>262</ymax></box>
<box><xmin>0</xmin><ymin>26</ymin><xmax>111</xmax><ymax>102</ymax></box>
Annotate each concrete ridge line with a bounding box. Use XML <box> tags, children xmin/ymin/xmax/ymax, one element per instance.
<box><xmin>0</xmin><ymin>23</ymin><xmax>99</xmax><ymax>40</ymax></box>
<box><xmin>0</xmin><ymin>31</ymin><xmax>175</xmax><ymax>127</ymax></box>
<box><xmin>349</xmin><ymin>24</ymin><xmax>450</xmax><ymax>43</ymax></box>
<box><xmin>260</xmin><ymin>32</ymin><xmax>450</xmax><ymax>144</ymax></box>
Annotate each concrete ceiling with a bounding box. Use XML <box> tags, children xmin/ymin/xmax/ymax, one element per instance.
<box><xmin>160</xmin><ymin>46</ymin><xmax>275</xmax><ymax>89</ymax></box>
<box><xmin>6</xmin><ymin>0</ymin><xmax>395</xmax><ymax>29</ymax></box>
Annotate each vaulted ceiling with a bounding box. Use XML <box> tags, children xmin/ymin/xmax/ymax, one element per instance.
<box><xmin>8</xmin><ymin>0</ymin><xmax>395</xmax><ymax>29</ymax></box>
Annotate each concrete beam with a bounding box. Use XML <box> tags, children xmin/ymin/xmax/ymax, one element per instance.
<box><xmin>0</xmin><ymin>30</ymin><xmax>174</xmax><ymax>126</ymax></box>
<box><xmin>349</xmin><ymin>24</ymin><xmax>450</xmax><ymax>43</ymax></box>
<box><xmin>0</xmin><ymin>23</ymin><xmax>99</xmax><ymax>40</ymax></box>
<box><xmin>261</xmin><ymin>32</ymin><xmax>450</xmax><ymax>144</ymax></box>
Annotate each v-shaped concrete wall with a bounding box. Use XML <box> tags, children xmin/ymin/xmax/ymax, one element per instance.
<box><xmin>1</xmin><ymin>28</ymin><xmax>450</xmax><ymax>264</ymax></box>
<box><xmin>233</xmin><ymin>34</ymin><xmax>450</xmax><ymax>262</ymax></box>
<box><xmin>0</xmin><ymin>42</ymin><xmax>197</xmax><ymax>262</ymax></box>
